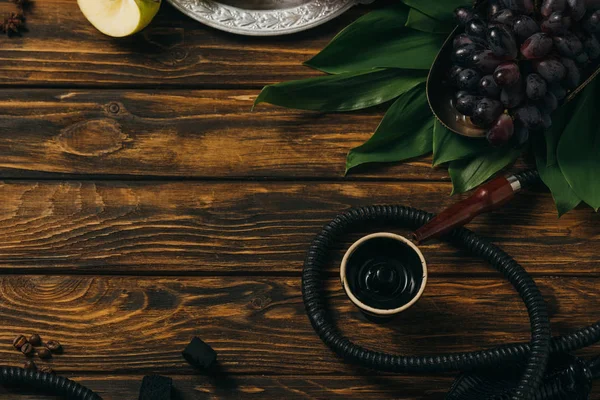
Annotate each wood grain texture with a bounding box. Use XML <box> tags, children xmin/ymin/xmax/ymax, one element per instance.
<box><xmin>0</xmin><ymin>1</ymin><xmax>381</xmax><ymax>88</ymax></box>
<box><xmin>0</xmin><ymin>89</ymin><xmax>452</xmax><ymax>180</ymax></box>
<box><xmin>0</xmin><ymin>181</ymin><xmax>597</xmax><ymax>275</ymax></box>
<box><xmin>0</xmin><ymin>275</ymin><xmax>598</xmax><ymax>376</ymax></box>
<box><xmin>0</xmin><ymin>374</ymin><xmax>453</xmax><ymax>400</ymax></box>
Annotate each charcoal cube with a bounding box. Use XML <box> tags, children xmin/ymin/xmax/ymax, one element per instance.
<box><xmin>138</xmin><ymin>375</ymin><xmax>172</xmax><ymax>400</ymax></box>
<box><xmin>182</xmin><ymin>337</ymin><xmax>217</xmax><ymax>369</ymax></box>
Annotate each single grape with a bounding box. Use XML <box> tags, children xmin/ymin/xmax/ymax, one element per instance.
<box><xmin>541</xmin><ymin>12</ymin><xmax>569</xmax><ymax>34</ymax></box>
<box><xmin>540</xmin><ymin>92</ymin><xmax>558</xmax><ymax>112</ymax></box>
<box><xmin>526</xmin><ymin>73</ymin><xmax>548</xmax><ymax>100</ymax></box>
<box><xmin>487</xmin><ymin>114</ymin><xmax>515</xmax><ymax>145</ymax></box>
<box><xmin>449</xmin><ymin>65</ymin><xmax>465</xmax><ymax>86</ymax></box>
<box><xmin>534</xmin><ymin>58</ymin><xmax>566</xmax><ymax>83</ymax></box>
<box><xmin>553</xmin><ymin>33</ymin><xmax>583</xmax><ymax>57</ymax></box>
<box><xmin>472</xmin><ymin>98</ymin><xmax>505</xmax><ymax>127</ymax></box>
<box><xmin>541</xmin><ymin>112</ymin><xmax>553</xmax><ymax>129</ymax></box>
<box><xmin>583</xmin><ymin>10</ymin><xmax>600</xmax><ymax>34</ymax></box>
<box><xmin>454</xmin><ymin>34</ymin><xmax>474</xmax><ymax>48</ymax></box>
<box><xmin>453</xmin><ymin>44</ymin><xmax>484</xmax><ymax>66</ymax></box>
<box><xmin>575</xmin><ymin>51</ymin><xmax>590</xmax><ymax>64</ymax></box>
<box><xmin>491</xmin><ymin>9</ymin><xmax>515</xmax><ymax>25</ymax></box>
<box><xmin>584</xmin><ymin>35</ymin><xmax>600</xmax><ymax>59</ymax></box>
<box><xmin>479</xmin><ymin>75</ymin><xmax>502</xmax><ymax>97</ymax></box>
<box><xmin>541</xmin><ymin>0</ymin><xmax>566</xmax><ymax>18</ymax></box>
<box><xmin>466</xmin><ymin>18</ymin><xmax>488</xmax><ymax>39</ymax></box>
<box><xmin>501</xmin><ymin>80</ymin><xmax>525</xmax><ymax>108</ymax></box>
<box><xmin>514</xmin><ymin>104</ymin><xmax>543</xmax><ymax>129</ymax></box>
<box><xmin>506</xmin><ymin>0</ymin><xmax>534</xmax><ymax>14</ymax></box>
<box><xmin>494</xmin><ymin>62</ymin><xmax>521</xmax><ymax>86</ymax></box>
<box><xmin>455</xmin><ymin>94</ymin><xmax>482</xmax><ymax>116</ymax></box>
<box><xmin>471</xmin><ymin>50</ymin><xmax>505</xmax><ymax>73</ymax></box>
<box><xmin>488</xmin><ymin>25</ymin><xmax>518</xmax><ymax>58</ymax></box>
<box><xmin>514</xmin><ymin>122</ymin><xmax>530</xmax><ymax>146</ymax></box>
<box><xmin>489</xmin><ymin>0</ymin><xmax>508</xmax><ymax>16</ymax></box>
<box><xmin>513</xmin><ymin>15</ymin><xmax>540</xmax><ymax>41</ymax></box>
<box><xmin>457</xmin><ymin>68</ymin><xmax>482</xmax><ymax>90</ymax></box>
<box><xmin>567</xmin><ymin>0</ymin><xmax>586</xmax><ymax>21</ymax></box>
<box><xmin>454</xmin><ymin>7</ymin><xmax>477</xmax><ymax>26</ymax></box>
<box><xmin>521</xmin><ymin>33</ymin><xmax>553</xmax><ymax>59</ymax></box>
<box><xmin>549</xmin><ymin>83</ymin><xmax>567</xmax><ymax>100</ymax></box>
<box><xmin>561</xmin><ymin>57</ymin><xmax>581</xmax><ymax>88</ymax></box>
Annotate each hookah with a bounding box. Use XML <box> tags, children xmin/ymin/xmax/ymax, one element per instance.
<box><xmin>301</xmin><ymin>169</ymin><xmax>600</xmax><ymax>400</ymax></box>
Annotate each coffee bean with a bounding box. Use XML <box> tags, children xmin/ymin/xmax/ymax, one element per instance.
<box><xmin>46</xmin><ymin>340</ymin><xmax>62</xmax><ymax>353</ymax></box>
<box><xmin>28</xmin><ymin>334</ymin><xmax>41</xmax><ymax>346</ymax></box>
<box><xmin>37</xmin><ymin>347</ymin><xmax>52</xmax><ymax>359</ymax></box>
<box><xmin>23</xmin><ymin>360</ymin><xmax>36</xmax><ymax>370</ymax></box>
<box><xmin>38</xmin><ymin>366</ymin><xmax>54</xmax><ymax>374</ymax></box>
<box><xmin>13</xmin><ymin>335</ymin><xmax>27</xmax><ymax>350</ymax></box>
<box><xmin>21</xmin><ymin>343</ymin><xmax>34</xmax><ymax>356</ymax></box>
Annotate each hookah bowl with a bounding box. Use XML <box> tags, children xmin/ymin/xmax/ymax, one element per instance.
<box><xmin>340</xmin><ymin>232</ymin><xmax>427</xmax><ymax>321</ymax></box>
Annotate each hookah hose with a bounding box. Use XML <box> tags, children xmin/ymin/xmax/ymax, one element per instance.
<box><xmin>0</xmin><ymin>367</ymin><xmax>101</xmax><ymax>399</ymax></box>
<box><xmin>301</xmin><ymin>172</ymin><xmax>600</xmax><ymax>400</ymax></box>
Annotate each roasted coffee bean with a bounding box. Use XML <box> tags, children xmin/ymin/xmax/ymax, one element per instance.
<box><xmin>21</xmin><ymin>343</ymin><xmax>34</xmax><ymax>356</ymax></box>
<box><xmin>13</xmin><ymin>335</ymin><xmax>27</xmax><ymax>350</ymax></box>
<box><xmin>23</xmin><ymin>360</ymin><xmax>37</xmax><ymax>370</ymax></box>
<box><xmin>28</xmin><ymin>334</ymin><xmax>42</xmax><ymax>346</ymax></box>
<box><xmin>37</xmin><ymin>347</ymin><xmax>52</xmax><ymax>359</ymax></box>
<box><xmin>46</xmin><ymin>340</ymin><xmax>62</xmax><ymax>353</ymax></box>
<box><xmin>38</xmin><ymin>366</ymin><xmax>54</xmax><ymax>374</ymax></box>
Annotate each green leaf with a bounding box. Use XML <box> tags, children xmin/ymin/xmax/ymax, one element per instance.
<box><xmin>448</xmin><ymin>147</ymin><xmax>523</xmax><ymax>194</ymax></box>
<box><xmin>254</xmin><ymin>69</ymin><xmax>426</xmax><ymax>112</ymax></box>
<box><xmin>544</xmin><ymin>98</ymin><xmax>578</xmax><ymax>167</ymax></box>
<box><xmin>305</xmin><ymin>5</ymin><xmax>446</xmax><ymax>73</ymax></box>
<box><xmin>406</xmin><ymin>8</ymin><xmax>454</xmax><ymax>33</ymax></box>
<box><xmin>533</xmin><ymin>134</ymin><xmax>581</xmax><ymax>216</ymax></box>
<box><xmin>346</xmin><ymin>83</ymin><xmax>433</xmax><ymax>172</ymax></box>
<box><xmin>432</xmin><ymin>119</ymin><xmax>489</xmax><ymax>166</ymax></box>
<box><xmin>556</xmin><ymin>78</ymin><xmax>600</xmax><ymax>210</ymax></box>
<box><xmin>401</xmin><ymin>0</ymin><xmax>471</xmax><ymax>23</ymax></box>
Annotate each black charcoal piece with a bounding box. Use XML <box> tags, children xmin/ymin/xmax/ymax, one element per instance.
<box><xmin>182</xmin><ymin>337</ymin><xmax>217</xmax><ymax>369</ymax></box>
<box><xmin>138</xmin><ymin>375</ymin><xmax>172</xmax><ymax>400</ymax></box>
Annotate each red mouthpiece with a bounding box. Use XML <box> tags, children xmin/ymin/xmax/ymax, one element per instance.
<box><xmin>412</xmin><ymin>176</ymin><xmax>519</xmax><ymax>244</ymax></box>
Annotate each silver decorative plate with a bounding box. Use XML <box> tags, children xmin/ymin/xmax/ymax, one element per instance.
<box><xmin>166</xmin><ymin>0</ymin><xmax>369</xmax><ymax>36</ymax></box>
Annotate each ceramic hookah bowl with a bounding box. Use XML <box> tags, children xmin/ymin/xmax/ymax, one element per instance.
<box><xmin>340</xmin><ymin>232</ymin><xmax>427</xmax><ymax>321</ymax></box>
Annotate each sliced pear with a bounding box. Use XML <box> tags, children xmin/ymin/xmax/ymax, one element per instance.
<box><xmin>78</xmin><ymin>0</ymin><xmax>161</xmax><ymax>38</ymax></box>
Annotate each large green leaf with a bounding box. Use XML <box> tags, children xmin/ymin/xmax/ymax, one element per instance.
<box><xmin>432</xmin><ymin>119</ymin><xmax>489</xmax><ymax>166</ymax></box>
<box><xmin>533</xmin><ymin>134</ymin><xmax>581</xmax><ymax>216</ymax></box>
<box><xmin>254</xmin><ymin>69</ymin><xmax>426</xmax><ymax>112</ymax></box>
<box><xmin>346</xmin><ymin>83</ymin><xmax>433</xmax><ymax>172</ymax></box>
<box><xmin>543</xmin><ymin>97</ymin><xmax>578</xmax><ymax>167</ymax></box>
<box><xmin>449</xmin><ymin>147</ymin><xmax>523</xmax><ymax>194</ymax></box>
<box><xmin>406</xmin><ymin>8</ymin><xmax>455</xmax><ymax>33</ymax></box>
<box><xmin>401</xmin><ymin>0</ymin><xmax>471</xmax><ymax>23</ymax></box>
<box><xmin>556</xmin><ymin>78</ymin><xmax>600</xmax><ymax>210</ymax></box>
<box><xmin>305</xmin><ymin>5</ymin><xmax>446</xmax><ymax>73</ymax></box>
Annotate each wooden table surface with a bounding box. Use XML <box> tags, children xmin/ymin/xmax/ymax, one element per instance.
<box><xmin>1</xmin><ymin>1</ymin><xmax>599</xmax><ymax>399</ymax></box>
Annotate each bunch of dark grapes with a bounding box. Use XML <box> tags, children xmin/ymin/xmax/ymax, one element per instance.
<box><xmin>449</xmin><ymin>0</ymin><xmax>600</xmax><ymax>146</ymax></box>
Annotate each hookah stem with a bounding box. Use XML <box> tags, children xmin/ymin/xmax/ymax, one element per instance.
<box><xmin>413</xmin><ymin>170</ymin><xmax>541</xmax><ymax>244</ymax></box>
<box><xmin>302</xmin><ymin>169</ymin><xmax>600</xmax><ymax>400</ymax></box>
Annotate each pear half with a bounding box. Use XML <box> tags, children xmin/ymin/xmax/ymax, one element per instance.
<box><xmin>78</xmin><ymin>0</ymin><xmax>161</xmax><ymax>38</ymax></box>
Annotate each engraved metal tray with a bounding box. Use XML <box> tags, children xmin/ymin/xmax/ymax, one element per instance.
<box><xmin>166</xmin><ymin>0</ymin><xmax>367</xmax><ymax>36</ymax></box>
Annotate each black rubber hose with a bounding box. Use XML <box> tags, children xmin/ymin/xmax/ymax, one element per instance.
<box><xmin>0</xmin><ymin>367</ymin><xmax>101</xmax><ymax>399</ymax></box>
<box><xmin>302</xmin><ymin>205</ymin><xmax>600</xmax><ymax>400</ymax></box>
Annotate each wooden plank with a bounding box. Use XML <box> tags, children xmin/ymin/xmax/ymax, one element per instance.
<box><xmin>0</xmin><ymin>374</ymin><xmax>454</xmax><ymax>400</ymax></box>
<box><xmin>0</xmin><ymin>181</ymin><xmax>597</xmax><ymax>276</ymax></box>
<box><xmin>0</xmin><ymin>275</ymin><xmax>598</xmax><ymax>376</ymax></box>
<box><xmin>0</xmin><ymin>1</ymin><xmax>381</xmax><ymax>88</ymax></box>
<box><xmin>0</xmin><ymin>89</ymin><xmax>529</xmax><ymax>179</ymax></box>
